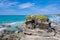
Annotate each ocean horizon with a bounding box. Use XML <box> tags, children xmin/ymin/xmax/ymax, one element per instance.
<box><xmin>0</xmin><ymin>15</ymin><xmax>60</xmax><ymax>27</ymax></box>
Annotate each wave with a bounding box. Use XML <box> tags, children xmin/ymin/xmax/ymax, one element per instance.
<box><xmin>46</xmin><ymin>15</ymin><xmax>60</xmax><ymax>23</ymax></box>
<box><xmin>2</xmin><ymin>21</ymin><xmax>25</xmax><ymax>27</ymax></box>
<box><xmin>46</xmin><ymin>15</ymin><xmax>60</xmax><ymax>24</ymax></box>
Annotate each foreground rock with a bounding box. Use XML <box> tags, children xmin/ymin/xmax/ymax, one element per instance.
<box><xmin>2</xmin><ymin>32</ymin><xmax>24</xmax><ymax>40</ymax></box>
<box><xmin>21</xmin><ymin>35</ymin><xmax>59</xmax><ymax>40</ymax></box>
<box><xmin>2</xmin><ymin>27</ymin><xmax>60</xmax><ymax>40</ymax></box>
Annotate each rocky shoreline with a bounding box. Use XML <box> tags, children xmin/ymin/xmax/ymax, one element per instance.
<box><xmin>1</xmin><ymin>15</ymin><xmax>60</xmax><ymax>40</ymax></box>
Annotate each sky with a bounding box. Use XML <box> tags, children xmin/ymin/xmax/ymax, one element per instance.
<box><xmin>0</xmin><ymin>0</ymin><xmax>60</xmax><ymax>15</ymax></box>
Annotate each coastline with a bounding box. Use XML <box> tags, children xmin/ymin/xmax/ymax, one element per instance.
<box><xmin>0</xmin><ymin>15</ymin><xmax>60</xmax><ymax>40</ymax></box>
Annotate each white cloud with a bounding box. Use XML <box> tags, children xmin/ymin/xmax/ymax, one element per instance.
<box><xmin>0</xmin><ymin>0</ymin><xmax>60</xmax><ymax>15</ymax></box>
<box><xmin>0</xmin><ymin>0</ymin><xmax>18</xmax><ymax>8</ymax></box>
<box><xmin>18</xmin><ymin>2</ymin><xmax>35</xmax><ymax>9</ymax></box>
<box><xmin>28</xmin><ymin>4</ymin><xmax>60</xmax><ymax>14</ymax></box>
<box><xmin>40</xmin><ymin>4</ymin><xmax>60</xmax><ymax>14</ymax></box>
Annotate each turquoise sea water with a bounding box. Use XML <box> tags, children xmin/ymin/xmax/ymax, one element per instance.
<box><xmin>0</xmin><ymin>15</ymin><xmax>60</xmax><ymax>27</ymax></box>
<box><xmin>0</xmin><ymin>15</ymin><xmax>26</xmax><ymax>23</ymax></box>
<box><xmin>0</xmin><ymin>15</ymin><xmax>26</xmax><ymax>27</ymax></box>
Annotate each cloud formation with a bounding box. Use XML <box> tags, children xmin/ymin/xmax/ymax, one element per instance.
<box><xmin>0</xmin><ymin>0</ymin><xmax>18</xmax><ymax>9</ymax></box>
<box><xmin>23</xmin><ymin>4</ymin><xmax>60</xmax><ymax>15</ymax></box>
<box><xmin>18</xmin><ymin>2</ymin><xmax>35</xmax><ymax>9</ymax></box>
<box><xmin>39</xmin><ymin>4</ymin><xmax>60</xmax><ymax>14</ymax></box>
<box><xmin>0</xmin><ymin>0</ymin><xmax>60</xmax><ymax>15</ymax></box>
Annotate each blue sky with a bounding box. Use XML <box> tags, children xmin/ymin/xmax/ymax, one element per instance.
<box><xmin>0</xmin><ymin>0</ymin><xmax>60</xmax><ymax>15</ymax></box>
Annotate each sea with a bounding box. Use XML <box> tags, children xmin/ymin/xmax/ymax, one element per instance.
<box><xmin>0</xmin><ymin>15</ymin><xmax>60</xmax><ymax>27</ymax></box>
<box><xmin>0</xmin><ymin>15</ymin><xmax>26</xmax><ymax>27</ymax></box>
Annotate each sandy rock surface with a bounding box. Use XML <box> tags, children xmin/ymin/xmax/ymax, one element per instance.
<box><xmin>21</xmin><ymin>35</ymin><xmax>60</xmax><ymax>40</ymax></box>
